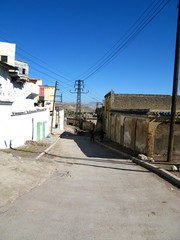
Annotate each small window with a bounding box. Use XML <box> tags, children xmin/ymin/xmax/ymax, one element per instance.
<box><xmin>1</xmin><ymin>55</ymin><xmax>8</xmax><ymax>63</ymax></box>
<box><xmin>22</xmin><ymin>68</ymin><xmax>26</xmax><ymax>74</ymax></box>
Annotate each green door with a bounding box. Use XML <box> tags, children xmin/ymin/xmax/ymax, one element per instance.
<box><xmin>43</xmin><ymin>122</ymin><xmax>45</xmax><ymax>138</ymax></box>
<box><xmin>37</xmin><ymin>122</ymin><xmax>41</xmax><ymax>141</ymax></box>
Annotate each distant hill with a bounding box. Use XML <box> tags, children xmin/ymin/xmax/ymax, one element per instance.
<box><xmin>56</xmin><ymin>102</ymin><xmax>96</xmax><ymax>112</ymax></box>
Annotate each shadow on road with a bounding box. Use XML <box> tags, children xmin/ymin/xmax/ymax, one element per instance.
<box><xmin>60</xmin><ymin>131</ymin><xmax>127</xmax><ymax>159</ymax></box>
<box><xmin>45</xmin><ymin>152</ymin><xmax>149</xmax><ymax>173</ymax></box>
<box><xmin>48</xmin><ymin>131</ymin><xmax>150</xmax><ymax>173</ymax></box>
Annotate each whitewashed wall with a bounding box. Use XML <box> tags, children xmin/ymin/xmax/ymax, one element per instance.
<box><xmin>0</xmin><ymin>67</ymin><xmax>13</xmax><ymax>102</ymax></box>
<box><xmin>50</xmin><ymin>109</ymin><xmax>64</xmax><ymax>130</ymax></box>
<box><xmin>12</xmin><ymin>81</ymin><xmax>39</xmax><ymax>112</ymax></box>
<box><xmin>0</xmin><ymin>42</ymin><xmax>16</xmax><ymax>66</ymax></box>
<box><xmin>59</xmin><ymin>110</ymin><xmax>64</xmax><ymax>130</ymax></box>
<box><xmin>15</xmin><ymin>59</ymin><xmax>29</xmax><ymax>78</ymax></box>
<box><xmin>0</xmin><ymin>67</ymin><xmax>39</xmax><ymax>112</ymax></box>
<box><xmin>0</xmin><ymin>108</ymin><xmax>50</xmax><ymax>149</ymax></box>
<box><xmin>0</xmin><ymin>103</ymin><xmax>13</xmax><ymax>148</ymax></box>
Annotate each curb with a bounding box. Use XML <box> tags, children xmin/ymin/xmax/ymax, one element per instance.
<box><xmin>36</xmin><ymin>133</ymin><xmax>63</xmax><ymax>160</ymax></box>
<box><xmin>96</xmin><ymin>140</ymin><xmax>180</xmax><ymax>189</ymax></box>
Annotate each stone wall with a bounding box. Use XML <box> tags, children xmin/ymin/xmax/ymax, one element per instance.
<box><xmin>103</xmin><ymin>91</ymin><xmax>180</xmax><ymax>156</ymax></box>
<box><xmin>106</xmin><ymin>112</ymin><xmax>149</xmax><ymax>154</ymax></box>
<box><xmin>113</xmin><ymin>94</ymin><xmax>175</xmax><ymax>110</ymax></box>
<box><xmin>105</xmin><ymin>111</ymin><xmax>180</xmax><ymax>156</ymax></box>
<box><xmin>105</xmin><ymin>91</ymin><xmax>180</xmax><ymax>110</ymax></box>
<box><xmin>82</xmin><ymin>121</ymin><xmax>94</xmax><ymax>131</ymax></box>
<box><xmin>135</xmin><ymin>119</ymin><xmax>148</xmax><ymax>153</ymax></box>
<box><xmin>154</xmin><ymin>123</ymin><xmax>180</xmax><ymax>154</ymax></box>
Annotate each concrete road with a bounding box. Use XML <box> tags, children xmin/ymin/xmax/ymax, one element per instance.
<box><xmin>0</xmin><ymin>133</ymin><xmax>180</xmax><ymax>240</ymax></box>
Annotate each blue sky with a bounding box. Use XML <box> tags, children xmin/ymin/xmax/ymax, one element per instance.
<box><xmin>0</xmin><ymin>0</ymin><xmax>179</xmax><ymax>103</ymax></box>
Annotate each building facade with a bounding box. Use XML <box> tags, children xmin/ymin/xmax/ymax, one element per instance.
<box><xmin>29</xmin><ymin>79</ymin><xmax>55</xmax><ymax>111</ymax></box>
<box><xmin>0</xmin><ymin>42</ymin><xmax>16</xmax><ymax>66</ymax></box>
<box><xmin>102</xmin><ymin>91</ymin><xmax>180</xmax><ymax>157</ymax></box>
<box><xmin>0</xmin><ymin>41</ymin><xmax>51</xmax><ymax>148</ymax></box>
<box><xmin>15</xmin><ymin>59</ymin><xmax>29</xmax><ymax>81</ymax></box>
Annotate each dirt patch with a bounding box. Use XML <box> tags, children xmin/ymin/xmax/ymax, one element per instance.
<box><xmin>0</xmin><ymin>131</ymin><xmax>61</xmax><ymax>159</ymax></box>
<box><xmin>0</xmin><ymin>128</ymin><xmax>64</xmax><ymax>207</ymax></box>
<box><xmin>0</xmin><ymin>151</ymin><xmax>58</xmax><ymax>207</ymax></box>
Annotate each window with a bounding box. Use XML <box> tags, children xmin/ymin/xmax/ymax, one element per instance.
<box><xmin>22</xmin><ymin>68</ymin><xmax>26</xmax><ymax>75</ymax></box>
<box><xmin>1</xmin><ymin>55</ymin><xmax>8</xmax><ymax>63</ymax></box>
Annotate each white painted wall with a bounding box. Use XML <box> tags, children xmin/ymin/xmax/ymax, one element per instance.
<box><xmin>58</xmin><ymin>110</ymin><xmax>64</xmax><ymax>130</ymax></box>
<box><xmin>0</xmin><ymin>103</ymin><xmax>13</xmax><ymax>148</ymax></box>
<box><xmin>15</xmin><ymin>59</ymin><xmax>29</xmax><ymax>79</ymax></box>
<box><xmin>0</xmin><ymin>108</ymin><xmax>50</xmax><ymax>149</ymax></box>
<box><xmin>0</xmin><ymin>48</ymin><xmax>50</xmax><ymax>149</ymax></box>
<box><xmin>0</xmin><ymin>67</ymin><xmax>14</xmax><ymax>102</ymax></box>
<box><xmin>0</xmin><ymin>42</ymin><xmax>16</xmax><ymax>66</ymax></box>
<box><xmin>51</xmin><ymin>109</ymin><xmax>64</xmax><ymax>130</ymax></box>
<box><xmin>12</xmin><ymin>81</ymin><xmax>39</xmax><ymax>112</ymax></box>
<box><xmin>0</xmin><ymin>66</ymin><xmax>39</xmax><ymax>112</ymax></box>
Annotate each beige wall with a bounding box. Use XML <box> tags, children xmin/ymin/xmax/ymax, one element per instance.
<box><xmin>135</xmin><ymin>119</ymin><xmax>148</xmax><ymax>153</ymax></box>
<box><xmin>44</xmin><ymin>86</ymin><xmax>55</xmax><ymax>111</ymax></box>
<box><xmin>102</xmin><ymin>90</ymin><xmax>180</xmax><ymax>156</ymax></box>
<box><xmin>0</xmin><ymin>42</ymin><xmax>16</xmax><ymax>66</ymax></box>
<box><xmin>154</xmin><ymin>123</ymin><xmax>180</xmax><ymax>155</ymax></box>
<box><xmin>32</xmin><ymin>82</ymin><xmax>55</xmax><ymax>111</ymax></box>
<box><xmin>36</xmin><ymin>79</ymin><xmax>42</xmax><ymax>86</ymax></box>
<box><xmin>104</xmin><ymin>110</ymin><xmax>180</xmax><ymax>156</ymax></box>
<box><xmin>124</xmin><ymin>117</ymin><xmax>137</xmax><ymax>150</ymax></box>
<box><xmin>82</xmin><ymin>121</ymin><xmax>94</xmax><ymax>131</ymax></box>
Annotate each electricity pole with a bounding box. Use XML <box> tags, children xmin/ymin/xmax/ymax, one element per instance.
<box><xmin>51</xmin><ymin>81</ymin><xmax>58</xmax><ymax>134</ymax></box>
<box><xmin>70</xmin><ymin>80</ymin><xmax>88</xmax><ymax>119</ymax></box>
<box><xmin>167</xmin><ymin>2</ymin><xmax>180</xmax><ymax>162</ymax></box>
<box><xmin>76</xmin><ymin>80</ymin><xmax>83</xmax><ymax>118</ymax></box>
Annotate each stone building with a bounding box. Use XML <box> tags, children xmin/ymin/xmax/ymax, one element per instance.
<box><xmin>102</xmin><ymin>91</ymin><xmax>180</xmax><ymax>157</ymax></box>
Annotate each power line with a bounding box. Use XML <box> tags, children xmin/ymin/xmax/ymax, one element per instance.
<box><xmin>79</xmin><ymin>0</ymin><xmax>173</xmax><ymax>81</ymax></box>
<box><xmin>0</xmin><ymin>41</ymin><xmax>102</xmax><ymax>105</ymax></box>
<box><xmin>0</xmin><ymin>38</ymin><xmax>103</xmax><ymax>102</ymax></box>
<box><xmin>76</xmin><ymin>0</ymin><xmax>161</xmax><ymax>80</ymax></box>
<box><xmin>0</xmin><ymin>34</ymin><xmax>74</xmax><ymax>83</ymax></box>
<box><xmin>0</xmin><ymin>0</ymin><xmax>173</xmax><ymax>102</ymax></box>
<box><xmin>0</xmin><ymin>41</ymin><xmax>73</xmax><ymax>89</ymax></box>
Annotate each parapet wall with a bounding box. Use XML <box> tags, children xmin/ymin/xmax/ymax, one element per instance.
<box><xmin>112</xmin><ymin>94</ymin><xmax>180</xmax><ymax>110</ymax></box>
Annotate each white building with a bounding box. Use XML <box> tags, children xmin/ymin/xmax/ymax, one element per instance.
<box><xmin>15</xmin><ymin>59</ymin><xmax>29</xmax><ymax>81</ymax></box>
<box><xmin>0</xmin><ymin>48</ymin><xmax>50</xmax><ymax>148</ymax></box>
<box><xmin>0</xmin><ymin>42</ymin><xmax>16</xmax><ymax>66</ymax></box>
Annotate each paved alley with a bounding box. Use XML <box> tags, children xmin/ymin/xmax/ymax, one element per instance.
<box><xmin>0</xmin><ymin>132</ymin><xmax>180</xmax><ymax>240</ymax></box>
